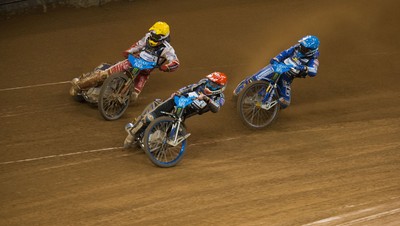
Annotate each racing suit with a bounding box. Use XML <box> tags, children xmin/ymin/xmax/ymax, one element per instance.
<box><xmin>128</xmin><ymin>78</ymin><xmax>225</xmax><ymax>136</ymax></box>
<box><xmin>74</xmin><ymin>32</ymin><xmax>179</xmax><ymax>96</ymax></box>
<box><xmin>234</xmin><ymin>44</ymin><xmax>319</xmax><ymax>108</ymax></box>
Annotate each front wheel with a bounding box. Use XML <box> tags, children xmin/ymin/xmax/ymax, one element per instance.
<box><xmin>98</xmin><ymin>72</ymin><xmax>131</xmax><ymax>121</ymax></box>
<box><xmin>143</xmin><ymin>116</ymin><xmax>187</xmax><ymax>168</ymax></box>
<box><xmin>237</xmin><ymin>81</ymin><xmax>280</xmax><ymax>129</ymax></box>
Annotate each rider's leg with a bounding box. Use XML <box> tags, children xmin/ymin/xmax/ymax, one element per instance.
<box><xmin>74</xmin><ymin>71</ymin><xmax>108</xmax><ymax>89</ymax></box>
<box><xmin>131</xmin><ymin>72</ymin><xmax>150</xmax><ymax>101</ymax></box>
<box><xmin>70</xmin><ymin>71</ymin><xmax>109</xmax><ymax>96</ymax></box>
<box><xmin>277</xmin><ymin>75</ymin><xmax>292</xmax><ymax>109</ymax></box>
<box><xmin>70</xmin><ymin>59</ymin><xmax>131</xmax><ymax>96</ymax></box>
<box><xmin>128</xmin><ymin>98</ymin><xmax>175</xmax><ymax>136</ymax></box>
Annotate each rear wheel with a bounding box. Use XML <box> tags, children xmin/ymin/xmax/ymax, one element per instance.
<box><xmin>237</xmin><ymin>81</ymin><xmax>280</xmax><ymax>129</ymax></box>
<box><xmin>98</xmin><ymin>72</ymin><xmax>131</xmax><ymax>121</ymax></box>
<box><xmin>143</xmin><ymin>116</ymin><xmax>187</xmax><ymax>168</ymax></box>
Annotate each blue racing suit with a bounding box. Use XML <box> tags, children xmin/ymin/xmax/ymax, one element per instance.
<box><xmin>233</xmin><ymin>44</ymin><xmax>319</xmax><ymax>109</ymax></box>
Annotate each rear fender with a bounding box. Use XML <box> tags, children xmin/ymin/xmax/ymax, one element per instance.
<box><xmin>233</xmin><ymin>64</ymin><xmax>274</xmax><ymax>95</ymax></box>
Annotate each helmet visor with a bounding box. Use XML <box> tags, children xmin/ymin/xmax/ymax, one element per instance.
<box><xmin>206</xmin><ymin>80</ymin><xmax>222</xmax><ymax>91</ymax></box>
<box><xmin>299</xmin><ymin>44</ymin><xmax>312</xmax><ymax>55</ymax></box>
<box><xmin>150</xmin><ymin>31</ymin><xmax>164</xmax><ymax>42</ymax></box>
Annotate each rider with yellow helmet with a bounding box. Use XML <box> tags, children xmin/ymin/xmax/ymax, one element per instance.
<box><xmin>70</xmin><ymin>21</ymin><xmax>180</xmax><ymax>102</ymax></box>
<box><xmin>146</xmin><ymin>21</ymin><xmax>170</xmax><ymax>47</ymax></box>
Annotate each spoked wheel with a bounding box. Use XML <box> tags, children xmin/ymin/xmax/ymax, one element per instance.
<box><xmin>237</xmin><ymin>81</ymin><xmax>280</xmax><ymax>129</ymax></box>
<box><xmin>143</xmin><ymin>116</ymin><xmax>187</xmax><ymax>168</ymax></box>
<box><xmin>98</xmin><ymin>72</ymin><xmax>131</xmax><ymax>121</ymax></box>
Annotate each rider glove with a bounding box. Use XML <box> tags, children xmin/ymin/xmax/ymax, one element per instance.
<box><xmin>160</xmin><ymin>60</ymin><xmax>180</xmax><ymax>72</ymax></box>
<box><xmin>270</xmin><ymin>58</ymin><xmax>279</xmax><ymax>65</ymax></box>
<box><xmin>160</xmin><ymin>64</ymin><xmax>170</xmax><ymax>72</ymax></box>
<box><xmin>295</xmin><ymin>65</ymin><xmax>308</xmax><ymax>73</ymax></box>
<box><xmin>170</xmin><ymin>91</ymin><xmax>181</xmax><ymax>98</ymax></box>
<box><xmin>287</xmin><ymin>68</ymin><xmax>298</xmax><ymax>77</ymax></box>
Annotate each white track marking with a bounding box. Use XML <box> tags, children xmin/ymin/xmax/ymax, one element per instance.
<box><xmin>337</xmin><ymin>208</ymin><xmax>400</xmax><ymax>225</ymax></box>
<box><xmin>0</xmin><ymin>136</ymin><xmax>243</xmax><ymax>166</ymax></box>
<box><xmin>0</xmin><ymin>147</ymin><xmax>122</xmax><ymax>165</ymax></box>
<box><xmin>303</xmin><ymin>208</ymin><xmax>375</xmax><ymax>225</ymax></box>
<box><xmin>303</xmin><ymin>206</ymin><xmax>400</xmax><ymax>226</ymax></box>
<box><xmin>0</xmin><ymin>81</ymin><xmax>70</xmax><ymax>92</ymax></box>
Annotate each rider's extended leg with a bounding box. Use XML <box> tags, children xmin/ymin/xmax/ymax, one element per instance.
<box><xmin>277</xmin><ymin>75</ymin><xmax>292</xmax><ymax>109</ymax></box>
<box><xmin>76</xmin><ymin>71</ymin><xmax>108</xmax><ymax>89</ymax></box>
<box><xmin>70</xmin><ymin>71</ymin><xmax>108</xmax><ymax>96</ymax></box>
<box><xmin>128</xmin><ymin>98</ymin><xmax>175</xmax><ymax>136</ymax></box>
<box><xmin>70</xmin><ymin>59</ymin><xmax>131</xmax><ymax>96</ymax></box>
<box><xmin>131</xmin><ymin>72</ymin><xmax>150</xmax><ymax>102</ymax></box>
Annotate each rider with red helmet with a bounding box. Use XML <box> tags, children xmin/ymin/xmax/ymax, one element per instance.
<box><xmin>174</xmin><ymin>71</ymin><xmax>227</xmax><ymax>113</ymax></box>
<box><xmin>124</xmin><ymin>72</ymin><xmax>228</xmax><ymax>147</ymax></box>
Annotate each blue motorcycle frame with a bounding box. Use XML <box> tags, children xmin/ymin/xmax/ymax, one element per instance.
<box><xmin>142</xmin><ymin>94</ymin><xmax>197</xmax><ymax>168</ymax></box>
<box><xmin>235</xmin><ymin>62</ymin><xmax>293</xmax><ymax>129</ymax></box>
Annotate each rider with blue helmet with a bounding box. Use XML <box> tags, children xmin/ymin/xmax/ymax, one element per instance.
<box><xmin>233</xmin><ymin>35</ymin><xmax>320</xmax><ymax>109</ymax></box>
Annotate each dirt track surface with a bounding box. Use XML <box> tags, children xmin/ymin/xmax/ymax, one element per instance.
<box><xmin>1</xmin><ymin>0</ymin><xmax>400</xmax><ymax>225</ymax></box>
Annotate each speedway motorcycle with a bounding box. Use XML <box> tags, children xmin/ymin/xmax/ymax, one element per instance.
<box><xmin>234</xmin><ymin>62</ymin><xmax>298</xmax><ymax>129</ymax></box>
<box><xmin>125</xmin><ymin>92</ymin><xmax>202</xmax><ymax>167</ymax></box>
<box><xmin>71</xmin><ymin>54</ymin><xmax>157</xmax><ymax>121</ymax></box>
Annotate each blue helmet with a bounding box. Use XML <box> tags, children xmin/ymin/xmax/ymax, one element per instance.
<box><xmin>298</xmin><ymin>35</ymin><xmax>320</xmax><ymax>57</ymax></box>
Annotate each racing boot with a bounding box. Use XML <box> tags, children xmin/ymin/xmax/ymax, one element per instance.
<box><xmin>130</xmin><ymin>91</ymin><xmax>140</xmax><ymax>102</ymax></box>
<box><xmin>129</xmin><ymin>114</ymin><xmax>154</xmax><ymax>136</ymax></box>
<box><xmin>69</xmin><ymin>78</ymin><xmax>81</xmax><ymax>96</ymax></box>
<box><xmin>278</xmin><ymin>97</ymin><xmax>290</xmax><ymax>109</ymax></box>
<box><xmin>123</xmin><ymin>116</ymin><xmax>146</xmax><ymax>149</ymax></box>
<box><xmin>123</xmin><ymin>133</ymin><xmax>135</xmax><ymax>149</ymax></box>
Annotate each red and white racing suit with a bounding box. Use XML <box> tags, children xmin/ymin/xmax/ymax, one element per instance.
<box><xmin>103</xmin><ymin>32</ymin><xmax>179</xmax><ymax>94</ymax></box>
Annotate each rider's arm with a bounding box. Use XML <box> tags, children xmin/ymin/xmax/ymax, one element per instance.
<box><xmin>177</xmin><ymin>79</ymin><xmax>206</xmax><ymax>94</ymax></box>
<box><xmin>305</xmin><ymin>58</ymin><xmax>319</xmax><ymax>77</ymax></box>
<box><xmin>159</xmin><ymin>42</ymin><xmax>180</xmax><ymax>72</ymax></box>
<box><xmin>204</xmin><ymin>93</ymin><xmax>225</xmax><ymax>113</ymax></box>
<box><xmin>297</xmin><ymin>57</ymin><xmax>319</xmax><ymax>77</ymax></box>
<box><xmin>177</xmin><ymin>83</ymin><xmax>197</xmax><ymax>94</ymax></box>
<box><xmin>270</xmin><ymin>45</ymin><xmax>296</xmax><ymax>64</ymax></box>
<box><xmin>122</xmin><ymin>34</ymin><xmax>148</xmax><ymax>58</ymax></box>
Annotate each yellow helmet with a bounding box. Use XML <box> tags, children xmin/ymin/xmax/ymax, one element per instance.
<box><xmin>148</xmin><ymin>21</ymin><xmax>170</xmax><ymax>47</ymax></box>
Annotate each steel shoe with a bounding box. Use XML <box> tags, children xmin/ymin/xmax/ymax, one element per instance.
<box><xmin>130</xmin><ymin>91</ymin><xmax>139</xmax><ymax>102</ymax></box>
<box><xmin>69</xmin><ymin>78</ymin><xmax>81</xmax><ymax>96</ymax></box>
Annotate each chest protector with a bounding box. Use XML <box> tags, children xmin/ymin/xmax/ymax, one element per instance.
<box><xmin>140</xmin><ymin>42</ymin><xmax>166</xmax><ymax>66</ymax></box>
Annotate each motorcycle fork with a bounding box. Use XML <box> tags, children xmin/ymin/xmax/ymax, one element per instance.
<box><xmin>119</xmin><ymin>79</ymin><xmax>132</xmax><ymax>96</ymax></box>
<box><xmin>262</xmin><ymin>73</ymin><xmax>280</xmax><ymax>103</ymax></box>
<box><xmin>262</xmin><ymin>84</ymin><xmax>274</xmax><ymax>103</ymax></box>
<box><xmin>171</xmin><ymin>108</ymin><xmax>184</xmax><ymax>143</ymax></box>
<box><xmin>119</xmin><ymin>69</ymin><xmax>138</xmax><ymax>96</ymax></box>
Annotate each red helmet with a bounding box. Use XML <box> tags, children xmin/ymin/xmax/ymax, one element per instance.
<box><xmin>204</xmin><ymin>72</ymin><xmax>228</xmax><ymax>95</ymax></box>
